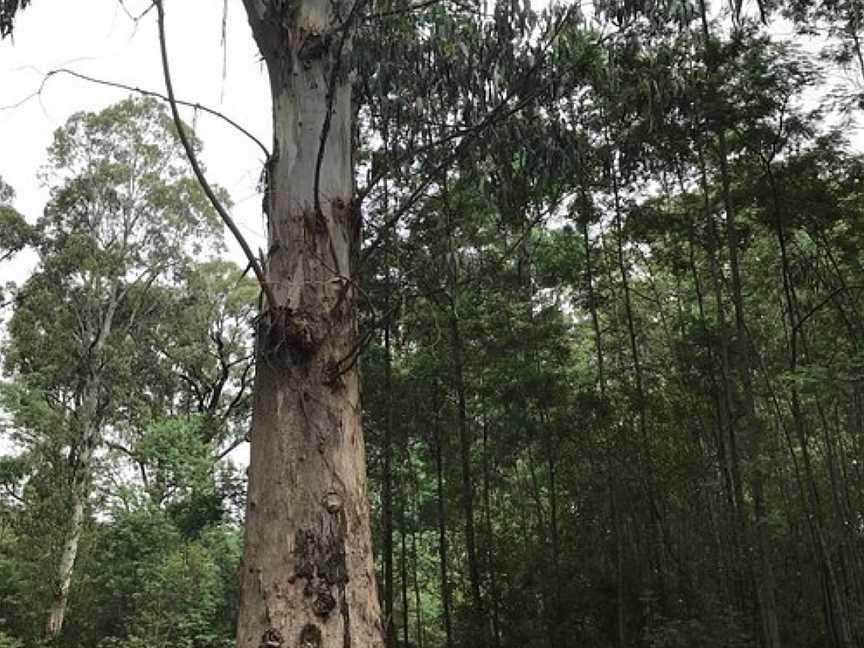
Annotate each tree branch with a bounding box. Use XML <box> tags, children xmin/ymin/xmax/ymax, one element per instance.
<box><xmin>217</xmin><ymin>435</ymin><xmax>248</xmax><ymax>462</ymax></box>
<box><xmin>36</xmin><ymin>68</ymin><xmax>270</xmax><ymax>158</ymax></box>
<box><xmin>154</xmin><ymin>0</ymin><xmax>277</xmax><ymax>310</ymax></box>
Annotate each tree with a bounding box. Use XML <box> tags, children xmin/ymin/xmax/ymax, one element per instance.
<box><xmin>0</xmin><ymin>178</ymin><xmax>35</xmax><ymax>305</ymax></box>
<box><xmin>1</xmin><ymin>259</ymin><xmax>256</xmax><ymax>647</ymax></box>
<box><xmin>2</xmin><ymin>97</ymin><xmax>222</xmax><ymax>640</ymax></box>
<box><xmin>223</xmin><ymin>2</ymin><xmax>387</xmax><ymax>645</ymax></box>
<box><xmin>0</xmin><ymin>178</ymin><xmax>33</xmax><ymax>265</ymax></box>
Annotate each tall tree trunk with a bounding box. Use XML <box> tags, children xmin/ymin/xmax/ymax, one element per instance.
<box><xmin>237</xmin><ymin>4</ymin><xmax>383</xmax><ymax>647</ymax></box>
<box><xmin>482</xmin><ymin>419</ymin><xmax>501</xmax><ymax>648</ymax></box>
<box><xmin>443</xmin><ymin>191</ymin><xmax>485</xmax><ymax>644</ymax></box>
<box><xmin>691</xmin><ymin>155</ymin><xmax>749</xmax><ymax>617</ymax></box>
<box><xmin>46</xmin><ymin>287</ymin><xmax>119</xmax><ymax>640</ymax></box>
<box><xmin>577</xmin><ymin>175</ymin><xmax>626</xmax><ymax>648</ymax></box>
<box><xmin>45</xmin><ymin>491</ymin><xmax>85</xmax><ymax>639</ymax></box>
<box><xmin>763</xmin><ymin>165</ymin><xmax>854</xmax><ymax>647</ymax></box>
<box><xmin>383</xmin><ymin>254</ymin><xmax>395</xmax><ymax>648</ymax></box>
<box><xmin>433</xmin><ymin>392</ymin><xmax>455</xmax><ymax>648</ymax></box>
<box><xmin>717</xmin><ymin>128</ymin><xmax>781</xmax><ymax>648</ymax></box>
<box><xmin>450</xmin><ymin>308</ymin><xmax>485</xmax><ymax>642</ymax></box>
<box><xmin>45</xmin><ymin>383</ymin><xmax>100</xmax><ymax>640</ymax></box>
<box><xmin>409</xmin><ymin>443</ymin><xmax>425</xmax><ymax>648</ymax></box>
<box><xmin>546</xmin><ymin>439</ymin><xmax>563</xmax><ymax>648</ymax></box>
<box><xmin>694</xmin><ymin>4</ymin><xmax>781</xmax><ymax>641</ymax></box>
<box><xmin>400</xmin><ymin>473</ymin><xmax>410</xmax><ymax>648</ymax></box>
<box><xmin>607</xmin><ymin>145</ymin><xmax>668</xmax><ymax>614</ymax></box>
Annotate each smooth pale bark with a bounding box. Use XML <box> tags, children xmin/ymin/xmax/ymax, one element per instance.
<box><xmin>45</xmin><ymin>390</ymin><xmax>99</xmax><ymax>639</ymax></box>
<box><xmin>45</xmin><ymin>289</ymin><xmax>119</xmax><ymax>640</ymax></box>
<box><xmin>237</xmin><ymin>3</ymin><xmax>383</xmax><ymax>648</ymax></box>
<box><xmin>45</xmin><ymin>498</ymin><xmax>83</xmax><ymax>638</ymax></box>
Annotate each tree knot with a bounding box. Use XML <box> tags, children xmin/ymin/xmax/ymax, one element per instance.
<box><xmin>262</xmin><ymin>306</ymin><xmax>319</xmax><ymax>365</ymax></box>
<box><xmin>323</xmin><ymin>491</ymin><xmax>343</xmax><ymax>514</ymax></box>
<box><xmin>260</xmin><ymin>627</ymin><xmax>283</xmax><ymax>648</ymax></box>
<box><xmin>298</xmin><ymin>31</ymin><xmax>329</xmax><ymax>66</ymax></box>
<box><xmin>299</xmin><ymin>624</ymin><xmax>322</xmax><ymax>648</ymax></box>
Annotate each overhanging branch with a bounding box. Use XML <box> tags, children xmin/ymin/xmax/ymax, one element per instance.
<box><xmin>49</xmin><ymin>68</ymin><xmax>269</xmax><ymax>158</ymax></box>
<box><xmin>154</xmin><ymin>0</ymin><xmax>276</xmax><ymax>310</ymax></box>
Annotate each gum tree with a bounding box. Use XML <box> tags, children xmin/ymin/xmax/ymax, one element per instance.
<box><xmin>3</xmin><ymin>97</ymin><xmax>221</xmax><ymax>639</ymax></box>
<box><xmin>230</xmin><ymin>3</ymin><xmax>384</xmax><ymax>646</ymax></box>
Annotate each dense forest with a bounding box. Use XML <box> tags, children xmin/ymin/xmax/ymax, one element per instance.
<box><xmin>3</xmin><ymin>0</ymin><xmax>864</xmax><ymax>647</ymax></box>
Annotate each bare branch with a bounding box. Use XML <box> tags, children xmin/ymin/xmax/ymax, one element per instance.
<box><xmin>216</xmin><ymin>435</ymin><xmax>248</xmax><ymax>462</ymax></box>
<box><xmin>363</xmin><ymin>0</ymin><xmax>448</xmax><ymax>20</ymax></box>
<box><xmin>154</xmin><ymin>0</ymin><xmax>277</xmax><ymax>310</ymax></box>
<box><xmin>1</xmin><ymin>68</ymin><xmax>269</xmax><ymax>158</ymax></box>
<box><xmin>117</xmin><ymin>0</ymin><xmax>156</xmax><ymax>23</ymax></box>
<box><xmin>221</xmin><ymin>359</ymin><xmax>254</xmax><ymax>426</ymax></box>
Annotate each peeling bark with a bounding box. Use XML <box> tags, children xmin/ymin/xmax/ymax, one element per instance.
<box><xmin>237</xmin><ymin>2</ymin><xmax>383</xmax><ymax>647</ymax></box>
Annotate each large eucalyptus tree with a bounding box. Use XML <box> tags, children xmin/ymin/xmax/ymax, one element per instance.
<box><xmin>229</xmin><ymin>3</ymin><xmax>386</xmax><ymax>646</ymax></box>
<box><xmin>3</xmin><ymin>97</ymin><xmax>222</xmax><ymax>639</ymax></box>
<box><xmin>1</xmin><ymin>2</ymin><xmax>579</xmax><ymax>646</ymax></box>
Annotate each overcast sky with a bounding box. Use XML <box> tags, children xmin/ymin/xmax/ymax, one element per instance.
<box><xmin>0</xmin><ymin>0</ymin><xmax>272</xmax><ymax>277</ymax></box>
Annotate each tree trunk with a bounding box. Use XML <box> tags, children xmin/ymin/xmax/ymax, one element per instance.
<box><xmin>576</xmin><ymin>182</ymin><xmax>626</xmax><ymax>648</ymax></box>
<box><xmin>481</xmin><ymin>419</ymin><xmax>501</xmax><ymax>648</ymax></box>
<box><xmin>383</xmin><ymin>273</ymin><xmax>395</xmax><ymax>648</ymax></box>
<box><xmin>409</xmin><ymin>443</ymin><xmax>425</xmax><ymax>648</ymax></box>
<box><xmin>451</xmin><ymin>311</ymin><xmax>484</xmax><ymax>641</ymax></box>
<box><xmin>764</xmin><ymin>165</ymin><xmax>855</xmax><ymax>647</ymax></box>
<box><xmin>717</xmin><ymin>129</ymin><xmax>781</xmax><ymax>648</ymax></box>
<box><xmin>546</xmin><ymin>443</ymin><xmax>563</xmax><ymax>648</ymax></box>
<box><xmin>433</xmin><ymin>394</ymin><xmax>455</xmax><ymax>648</ymax></box>
<box><xmin>45</xmin><ymin>391</ymin><xmax>100</xmax><ymax>640</ymax></box>
<box><xmin>46</xmin><ymin>287</ymin><xmax>119</xmax><ymax>641</ymax></box>
<box><xmin>443</xmin><ymin>191</ymin><xmax>485</xmax><ymax>644</ymax></box>
<box><xmin>400</xmin><ymin>463</ymin><xmax>410</xmax><ymax>648</ymax></box>
<box><xmin>692</xmin><ymin>155</ymin><xmax>749</xmax><ymax>616</ymax></box>
<box><xmin>607</xmin><ymin>145</ymin><xmax>668</xmax><ymax>613</ymax></box>
<box><xmin>45</xmin><ymin>492</ymin><xmax>84</xmax><ymax>639</ymax></box>
<box><xmin>237</xmin><ymin>3</ymin><xmax>383</xmax><ymax>648</ymax></box>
